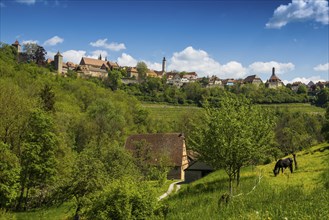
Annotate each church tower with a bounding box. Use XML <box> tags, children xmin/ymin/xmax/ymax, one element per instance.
<box><xmin>162</xmin><ymin>57</ymin><xmax>166</xmax><ymax>73</ymax></box>
<box><xmin>12</xmin><ymin>40</ymin><xmax>21</xmax><ymax>53</ymax></box>
<box><xmin>54</xmin><ymin>51</ymin><xmax>63</xmax><ymax>74</ymax></box>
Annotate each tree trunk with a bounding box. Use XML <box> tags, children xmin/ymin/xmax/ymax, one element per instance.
<box><xmin>16</xmin><ymin>184</ymin><xmax>25</xmax><ymax>211</ymax></box>
<box><xmin>236</xmin><ymin>167</ymin><xmax>241</xmax><ymax>186</ymax></box>
<box><xmin>24</xmin><ymin>187</ymin><xmax>30</xmax><ymax>211</ymax></box>
<box><xmin>229</xmin><ymin>176</ymin><xmax>233</xmax><ymax>195</ymax></box>
<box><xmin>293</xmin><ymin>153</ymin><xmax>298</xmax><ymax>170</ymax></box>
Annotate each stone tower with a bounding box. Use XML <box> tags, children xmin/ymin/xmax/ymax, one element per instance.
<box><xmin>12</xmin><ymin>40</ymin><xmax>21</xmax><ymax>53</ymax></box>
<box><xmin>162</xmin><ymin>57</ymin><xmax>166</xmax><ymax>73</ymax></box>
<box><xmin>54</xmin><ymin>51</ymin><xmax>63</xmax><ymax>74</ymax></box>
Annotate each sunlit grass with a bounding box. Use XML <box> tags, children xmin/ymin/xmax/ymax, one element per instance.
<box><xmin>165</xmin><ymin>143</ymin><xmax>329</xmax><ymax>219</ymax></box>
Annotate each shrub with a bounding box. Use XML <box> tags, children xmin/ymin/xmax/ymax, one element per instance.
<box><xmin>85</xmin><ymin>178</ymin><xmax>158</xmax><ymax>220</ymax></box>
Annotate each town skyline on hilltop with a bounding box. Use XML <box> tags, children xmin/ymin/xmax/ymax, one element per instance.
<box><xmin>1</xmin><ymin>0</ymin><xmax>328</xmax><ymax>84</ymax></box>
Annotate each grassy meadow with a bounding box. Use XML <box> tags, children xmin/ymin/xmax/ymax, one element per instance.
<box><xmin>8</xmin><ymin>144</ymin><xmax>329</xmax><ymax>220</ymax></box>
<box><xmin>165</xmin><ymin>143</ymin><xmax>329</xmax><ymax>220</ymax></box>
<box><xmin>143</xmin><ymin>103</ymin><xmax>325</xmax><ymax>124</ymax></box>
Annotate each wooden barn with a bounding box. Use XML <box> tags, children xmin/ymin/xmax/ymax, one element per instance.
<box><xmin>125</xmin><ymin>133</ymin><xmax>189</xmax><ymax>180</ymax></box>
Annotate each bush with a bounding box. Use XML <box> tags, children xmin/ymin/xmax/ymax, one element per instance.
<box><xmin>85</xmin><ymin>178</ymin><xmax>158</xmax><ymax>220</ymax></box>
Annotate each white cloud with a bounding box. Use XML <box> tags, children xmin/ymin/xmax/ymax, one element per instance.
<box><xmin>282</xmin><ymin>76</ymin><xmax>325</xmax><ymax>85</ymax></box>
<box><xmin>15</xmin><ymin>0</ymin><xmax>36</xmax><ymax>5</ymax></box>
<box><xmin>117</xmin><ymin>53</ymin><xmax>137</xmax><ymax>67</ymax></box>
<box><xmin>168</xmin><ymin>46</ymin><xmax>221</xmax><ymax>77</ymax></box>
<box><xmin>22</xmin><ymin>40</ymin><xmax>39</xmax><ymax>44</ymax></box>
<box><xmin>90</xmin><ymin>50</ymin><xmax>108</xmax><ymax>59</ymax></box>
<box><xmin>90</xmin><ymin>38</ymin><xmax>126</xmax><ymax>51</ymax></box>
<box><xmin>220</xmin><ymin>61</ymin><xmax>247</xmax><ymax>79</ymax></box>
<box><xmin>168</xmin><ymin>46</ymin><xmax>247</xmax><ymax>78</ymax></box>
<box><xmin>62</xmin><ymin>50</ymin><xmax>87</xmax><ymax>64</ymax></box>
<box><xmin>266</xmin><ymin>0</ymin><xmax>329</xmax><ymax>29</ymax></box>
<box><xmin>144</xmin><ymin>61</ymin><xmax>162</xmax><ymax>71</ymax></box>
<box><xmin>43</xmin><ymin>36</ymin><xmax>64</xmax><ymax>46</ymax></box>
<box><xmin>248</xmin><ymin>61</ymin><xmax>295</xmax><ymax>74</ymax></box>
<box><xmin>314</xmin><ymin>62</ymin><xmax>329</xmax><ymax>71</ymax></box>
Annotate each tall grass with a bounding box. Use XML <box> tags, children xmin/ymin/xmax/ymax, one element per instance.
<box><xmin>165</xmin><ymin>144</ymin><xmax>329</xmax><ymax>219</ymax></box>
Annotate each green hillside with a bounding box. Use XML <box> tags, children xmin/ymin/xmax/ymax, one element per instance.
<box><xmin>165</xmin><ymin>143</ymin><xmax>329</xmax><ymax>219</ymax></box>
<box><xmin>143</xmin><ymin>103</ymin><xmax>324</xmax><ymax>124</ymax></box>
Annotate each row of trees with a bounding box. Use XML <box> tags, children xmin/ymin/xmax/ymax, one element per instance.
<box><xmin>116</xmin><ymin>76</ymin><xmax>311</xmax><ymax>106</ymax></box>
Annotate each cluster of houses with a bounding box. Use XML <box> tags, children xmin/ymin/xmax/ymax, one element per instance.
<box><xmin>11</xmin><ymin>40</ymin><xmax>326</xmax><ymax>91</ymax></box>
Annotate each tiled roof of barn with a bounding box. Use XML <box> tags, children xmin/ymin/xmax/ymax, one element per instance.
<box><xmin>125</xmin><ymin>133</ymin><xmax>185</xmax><ymax>166</ymax></box>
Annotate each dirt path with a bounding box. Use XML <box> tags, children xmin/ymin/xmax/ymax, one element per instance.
<box><xmin>158</xmin><ymin>181</ymin><xmax>182</xmax><ymax>201</ymax></box>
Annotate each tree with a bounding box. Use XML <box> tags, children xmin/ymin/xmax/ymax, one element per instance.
<box><xmin>22</xmin><ymin>43</ymin><xmax>46</xmax><ymax>65</ymax></box>
<box><xmin>297</xmin><ymin>84</ymin><xmax>308</xmax><ymax>94</ymax></box>
<box><xmin>315</xmin><ymin>88</ymin><xmax>329</xmax><ymax>107</ymax></box>
<box><xmin>189</xmin><ymin>96</ymin><xmax>275</xmax><ymax>194</ymax></box>
<box><xmin>106</xmin><ymin>70</ymin><xmax>122</xmax><ymax>91</ymax></box>
<box><xmin>275</xmin><ymin>111</ymin><xmax>316</xmax><ymax>170</ymax></box>
<box><xmin>34</xmin><ymin>46</ymin><xmax>47</xmax><ymax>65</ymax></box>
<box><xmin>136</xmin><ymin>62</ymin><xmax>148</xmax><ymax>82</ymax></box>
<box><xmin>40</xmin><ymin>84</ymin><xmax>55</xmax><ymax>112</ymax></box>
<box><xmin>17</xmin><ymin>110</ymin><xmax>58</xmax><ymax>210</ymax></box>
<box><xmin>0</xmin><ymin>142</ymin><xmax>20</xmax><ymax>208</ymax></box>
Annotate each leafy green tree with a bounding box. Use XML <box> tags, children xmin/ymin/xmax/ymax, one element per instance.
<box><xmin>17</xmin><ymin>110</ymin><xmax>58</xmax><ymax>210</ymax></box>
<box><xmin>39</xmin><ymin>84</ymin><xmax>55</xmax><ymax>112</ymax></box>
<box><xmin>0</xmin><ymin>80</ymin><xmax>34</xmax><ymax>149</ymax></box>
<box><xmin>106</xmin><ymin>70</ymin><xmax>122</xmax><ymax>91</ymax></box>
<box><xmin>0</xmin><ymin>142</ymin><xmax>20</xmax><ymax>208</ymax></box>
<box><xmin>189</xmin><ymin>96</ymin><xmax>275</xmax><ymax>194</ymax></box>
<box><xmin>315</xmin><ymin>88</ymin><xmax>329</xmax><ymax>107</ymax></box>
<box><xmin>87</xmin><ymin>99</ymin><xmax>126</xmax><ymax>147</ymax></box>
<box><xmin>274</xmin><ymin>111</ymin><xmax>320</xmax><ymax>169</ymax></box>
<box><xmin>21</xmin><ymin>43</ymin><xmax>46</xmax><ymax>64</ymax></box>
<box><xmin>297</xmin><ymin>84</ymin><xmax>308</xmax><ymax>94</ymax></box>
<box><xmin>136</xmin><ymin>62</ymin><xmax>148</xmax><ymax>81</ymax></box>
<box><xmin>85</xmin><ymin>178</ymin><xmax>157</xmax><ymax>220</ymax></box>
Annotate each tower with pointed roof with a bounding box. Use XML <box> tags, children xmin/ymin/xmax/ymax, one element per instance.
<box><xmin>54</xmin><ymin>51</ymin><xmax>63</xmax><ymax>74</ymax></box>
<box><xmin>162</xmin><ymin>57</ymin><xmax>166</xmax><ymax>73</ymax></box>
<box><xmin>266</xmin><ymin>67</ymin><xmax>284</xmax><ymax>89</ymax></box>
<box><xmin>12</xmin><ymin>40</ymin><xmax>21</xmax><ymax>53</ymax></box>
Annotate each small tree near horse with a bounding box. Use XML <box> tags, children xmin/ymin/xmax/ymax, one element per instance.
<box><xmin>273</xmin><ymin>158</ymin><xmax>293</xmax><ymax>176</ymax></box>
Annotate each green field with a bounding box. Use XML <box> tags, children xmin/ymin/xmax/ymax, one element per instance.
<box><xmin>165</xmin><ymin>143</ymin><xmax>329</xmax><ymax>219</ymax></box>
<box><xmin>142</xmin><ymin>103</ymin><xmax>202</xmax><ymax>123</ymax></box>
<box><xmin>143</xmin><ymin>103</ymin><xmax>325</xmax><ymax>123</ymax></box>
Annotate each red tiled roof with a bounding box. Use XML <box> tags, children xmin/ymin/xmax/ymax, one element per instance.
<box><xmin>80</xmin><ymin>57</ymin><xmax>107</xmax><ymax>67</ymax></box>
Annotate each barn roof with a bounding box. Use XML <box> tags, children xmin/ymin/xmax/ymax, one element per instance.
<box><xmin>125</xmin><ymin>133</ymin><xmax>185</xmax><ymax>166</ymax></box>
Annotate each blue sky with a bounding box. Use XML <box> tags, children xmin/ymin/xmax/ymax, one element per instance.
<box><xmin>1</xmin><ymin>0</ymin><xmax>328</xmax><ymax>83</ymax></box>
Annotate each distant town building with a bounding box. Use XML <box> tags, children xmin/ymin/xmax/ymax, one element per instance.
<box><xmin>265</xmin><ymin>67</ymin><xmax>284</xmax><ymax>89</ymax></box>
<box><xmin>243</xmin><ymin>75</ymin><xmax>262</xmax><ymax>86</ymax></box>
<box><xmin>207</xmin><ymin>76</ymin><xmax>223</xmax><ymax>88</ymax></box>
<box><xmin>54</xmin><ymin>51</ymin><xmax>63</xmax><ymax>74</ymax></box>
<box><xmin>12</xmin><ymin>40</ymin><xmax>21</xmax><ymax>53</ymax></box>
